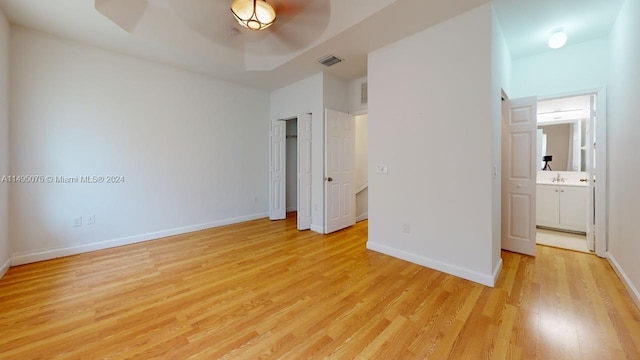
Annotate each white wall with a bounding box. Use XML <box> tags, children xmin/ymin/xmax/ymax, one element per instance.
<box><xmin>355</xmin><ymin>115</ymin><xmax>368</xmax><ymax>189</ymax></box>
<box><xmin>9</xmin><ymin>27</ymin><xmax>270</xmax><ymax>264</ymax></box>
<box><xmin>607</xmin><ymin>0</ymin><xmax>640</xmax><ymax>307</ymax></box>
<box><xmin>491</xmin><ymin>6</ymin><xmax>511</xmax><ymax>272</ymax></box>
<box><xmin>0</xmin><ymin>8</ymin><xmax>10</xmax><ymax>277</ymax></box>
<box><xmin>323</xmin><ymin>73</ymin><xmax>349</xmax><ymax>113</ymax></box>
<box><xmin>270</xmin><ymin>73</ymin><xmax>324</xmax><ymax>231</ymax></box>
<box><xmin>348</xmin><ymin>76</ymin><xmax>368</xmax><ymax>114</ymax></box>
<box><xmin>368</xmin><ymin>4</ymin><xmax>498</xmax><ymax>286</ymax></box>
<box><xmin>511</xmin><ymin>37</ymin><xmax>609</xmax><ymax>98</ymax></box>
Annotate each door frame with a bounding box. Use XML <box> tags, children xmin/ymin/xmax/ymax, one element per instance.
<box><xmin>537</xmin><ymin>88</ymin><xmax>607</xmax><ymax>258</ymax></box>
<box><xmin>269</xmin><ymin>115</ymin><xmax>313</xmax><ymax>230</ymax></box>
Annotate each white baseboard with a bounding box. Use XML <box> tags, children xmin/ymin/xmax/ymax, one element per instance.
<box><xmin>492</xmin><ymin>258</ymin><xmax>503</xmax><ymax>287</ymax></box>
<box><xmin>310</xmin><ymin>224</ymin><xmax>324</xmax><ymax>234</ymax></box>
<box><xmin>607</xmin><ymin>252</ymin><xmax>640</xmax><ymax>310</ymax></box>
<box><xmin>366</xmin><ymin>241</ymin><xmax>498</xmax><ymax>287</ymax></box>
<box><xmin>11</xmin><ymin>212</ymin><xmax>269</xmax><ymax>266</ymax></box>
<box><xmin>0</xmin><ymin>257</ymin><xmax>10</xmax><ymax>279</ymax></box>
<box><xmin>286</xmin><ymin>206</ymin><xmax>297</xmax><ymax>213</ymax></box>
<box><xmin>356</xmin><ymin>213</ymin><xmax>369</xmax><ymax>223</ymax></box>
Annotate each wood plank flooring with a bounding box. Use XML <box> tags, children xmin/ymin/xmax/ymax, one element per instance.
<box><xmin>1</xmin><ymin>213</ymin><xmax>639</xmax><ymax>359</ymax></box>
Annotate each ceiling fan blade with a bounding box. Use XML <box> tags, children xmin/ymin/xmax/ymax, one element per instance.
<box><xmin>245</xmin><ymin>0</ymin><xmax>330</xmax><ymax>54</ymax></box>
<box><xmin>166</xmin><ymin>0</ymin><xmax>263</xmax><ymax>49</ymax></box>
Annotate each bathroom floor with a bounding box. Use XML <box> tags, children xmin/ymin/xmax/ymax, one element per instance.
<box><xmin>536</xmin><ymin>228</ymin><xmax>591</xmax><ymax>253</ymax></box>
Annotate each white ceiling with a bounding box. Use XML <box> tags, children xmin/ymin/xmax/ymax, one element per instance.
<box><xmin>0</xmin><ymin>0</ymin><xmax>626</xmax><ymax>89</ymax></box>
<box><xmin>493</xmin><ymin>0</ymin><xmax>624</xmax><ymax>59</ymax></box>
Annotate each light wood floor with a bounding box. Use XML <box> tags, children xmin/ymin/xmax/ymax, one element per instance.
<box><xmin>1</xmin><ymin>213</ymin><xmax>639</xmax><ymax>359</ymax></box>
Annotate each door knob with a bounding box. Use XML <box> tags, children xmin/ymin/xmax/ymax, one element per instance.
<box><xmin>326</xmin><ymin>177</ymin><xmax>333</xmax><ymax>182</ymax></box>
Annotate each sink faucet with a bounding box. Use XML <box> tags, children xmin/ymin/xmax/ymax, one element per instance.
<box><xmin>553</xmin><ymin>173</ymin><xmax>565</xmax><ymax>183</ymax></box>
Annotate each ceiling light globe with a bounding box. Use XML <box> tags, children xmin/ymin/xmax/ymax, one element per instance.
<box><xmin>548</xmin><ymin>31</ymin><xmax>568</xmax><ymax>49</ymax></box>
<box><xmin>231</xmin><ymin>0</ymin><xmax>276</xmax><ymax>31</ymax></box>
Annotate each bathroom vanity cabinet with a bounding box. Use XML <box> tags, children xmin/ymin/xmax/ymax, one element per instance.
<box><xmin>536</xmin><ymin>184</ymin><xmax>587</xmax><ymax>233</ymax></box>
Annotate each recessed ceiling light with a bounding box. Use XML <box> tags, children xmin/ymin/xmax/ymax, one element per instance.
<box><xmin>548</xmin><ymin>31</ymin><xmax>568</xmax><ymax>49</ymax></box>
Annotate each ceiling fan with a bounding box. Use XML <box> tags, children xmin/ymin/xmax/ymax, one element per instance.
<box><xmin>230</xmin><ymin>0</ymin><xmax>277</xmax><ymax>31</ymax></box>
<box><xmin>95</xmin><ymin>0</ymin><xmax>331</xmax><ymax>56</ymax></box>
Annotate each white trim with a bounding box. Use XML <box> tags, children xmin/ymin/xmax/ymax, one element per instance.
<box><xmin>310</xmin><ymin>224</ymin><xmax>324</xmax><ymax>234</ymax></box>
<box><xmin>492</xmin><ymin>258</ymin><xmax>503</xmax><ymax>286</ymax></box>
<box><xmin>286</xmin><ymin>206</ymin><xmax>297</xmax><ymax>213</ymax></box>
<box><xmin>367</xmin><ymin>241</ymin><xmax>498</xmax><ymax>287</ymax></box>
<box><xmin>355</xmin><ymin>183</ymin><xmax>368</xmax><ymax>194</ymax></box>
<box><xmin>356</xmin><ymin>212</ymin><xmax>369</xmax><ymax>222</ymax></box>
<box><xmin>11</xmin><ymin>213</ymin><xmax>268</xmax><ymax>266</ymax></box>
<box><xmin>0</xmin><ymin>257</ymin><xmax>10</xmax><ymax>278</ymax></box>
<box><xmin>607</xmin><ymin>252</ymin><xmax>640</xmax><ymax>310</ymax></box>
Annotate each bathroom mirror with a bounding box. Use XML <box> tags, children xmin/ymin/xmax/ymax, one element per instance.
<box><xmin>537</xmin><ymin>119</ymin><xmax>586</xmax><ymax>172</ymax></box>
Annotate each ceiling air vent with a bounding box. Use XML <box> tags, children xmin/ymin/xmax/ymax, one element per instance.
<box><xmin>361</xmin><ymin>82</ymin><xmax>368</xmax><ymax>105</ymax></box>
<box><xmin>318</xmin><ymin>54</ymin><xmax>343</xmax><ymax>67</ymax></box>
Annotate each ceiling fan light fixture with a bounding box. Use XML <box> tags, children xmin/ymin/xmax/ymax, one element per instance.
<box><xmin>231</xmin><ymin>0</ymin><xmax>276</xmax><ymax>31</ymax></box>
<box><xmin>548</xmin><ymin>31</ymin><xmax>568</xmax><ymax>49</ymax></box>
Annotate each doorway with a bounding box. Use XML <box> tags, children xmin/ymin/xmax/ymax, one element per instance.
<box><xmin>286</xmin><ymin>119</ymin><xmax>298</xmax><ymax>215</ymax></box>
<box><xmin>535</xmin><ymin>93</ymin><xmax>598</xmax><ymax>254</ymax></box>
<box><xmin>502</xmin><ymin>89</ymin><xmax>607</xmax><ymax>258</ymax></box>
<box><xmin>269</xmin><ymin>114</ymin><xmax>312</xmax><ymax>230</ymax></box>
<box><xmin>355</xmin><ymin>114</ymin><xmax>369</xmax><ymax>223</ymax></box>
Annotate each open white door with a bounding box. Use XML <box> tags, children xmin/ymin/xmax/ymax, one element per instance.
<box><xmin>502</xmin><ymin>97</ymin><xmax>537</xmax><ymax>256</ymax></box>
<box><xmin>585</xmin><ymin>95</ymin><xmax>596</xmax><ymax>251</ymax></box>
<box><xmin>297</xmin><ymin>113</ymin><xmax>312</xmax><ymax>230</ymax></box>
<box><xmin>269</xmin><ymin>120</ymin><xmax>286</xmax><ymax>220</ymax></box>
<box><xmin>324</xmin><ymin>109</ymin><xmax>355</xmax><ymax>234</ymax></box>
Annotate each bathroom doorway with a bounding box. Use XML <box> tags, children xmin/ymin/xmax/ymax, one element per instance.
<box><xmin>534</xmin><ymin>91</ymin><xmax>605</xmax><ymax>255</ymax></box>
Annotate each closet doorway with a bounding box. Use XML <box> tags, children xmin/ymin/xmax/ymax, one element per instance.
<box><xmin>269</xmin><ymin>114</ymin><xmax>312</xmax><ymax>230</ymax></box>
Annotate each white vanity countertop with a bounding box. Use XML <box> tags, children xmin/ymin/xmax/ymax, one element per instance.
<box><xmin>537</xmin><ymin>171</ymin><xmax>589</xmax><ymax>187</ymax></box>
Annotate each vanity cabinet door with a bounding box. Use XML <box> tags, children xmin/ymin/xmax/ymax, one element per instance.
<box><xmin>559</xmin><ymin>186</ymin><xmax>587</xmax><ymax>232</ymax></box>
<box><xmin>536</xmin><ymin>185</ymin><xmax>559</xmax><ymax>227</ymax></box>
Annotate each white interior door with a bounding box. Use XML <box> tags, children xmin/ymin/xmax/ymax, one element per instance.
<box><xmin>270</xmin><ymin>120</ymin><xmax>286</xmax><ymax>220</ymax></box>
<box><xmin>324</xmin><ymin>109</ymin><xmax>355</xmax><ymax>234</ymax></box>
<box><xmin>585</xmin><ymin>95</ymin><xmax>596</xmax><ymax>251</ymax></box>
<box><xmin>502</xmin><ymin>97</ymin><xmax>537</xmax><ymax>256</ymax></box>
<box><xmin>297</xmin><ymin>113</ymin><xmax>312</xmax><ymax>230</ymax></box>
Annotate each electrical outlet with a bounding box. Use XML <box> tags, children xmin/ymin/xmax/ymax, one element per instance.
<box><xmin>87</xmin><ymin>215</ymin><xmax>95</xmax><ymax>225</ymax></box>
<box><xmin>73</xmin><ymin>216</ymin><xmax>82</xmax><ymax>227</ymax></box>
<box><xmin>376</xmin><ymin>164</ymin><xmax>389</xmax><ymax>174</ymax></box>
<box><xmin>403</xmin><ymin>223</ymin><xmax>410</xmax><ymax>234</ymax></box>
